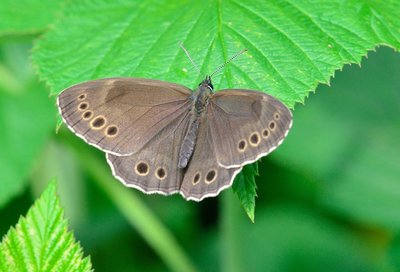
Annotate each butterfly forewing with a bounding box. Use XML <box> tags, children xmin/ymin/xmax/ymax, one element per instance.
<box><xmin>208</xmin><ymin>89</ymin><xmax>292</xmax><ymax>168</ymax></box>
<box><xmin>57</xmin><ymin>78</ymin><xmax>192</xmax><ymax>156</ymax></box>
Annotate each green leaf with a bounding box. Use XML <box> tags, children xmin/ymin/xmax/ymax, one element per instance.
<box><xmin>0</xmin><ymin>0</ymin><xmax>64</xmax><ymax>36</ymax></box>
<box><xmin>32</xmin><ymin>0</ymin><xmax>400</xmax><ymax>104</ymax></box>
<box><xmin>0</xmin><ymin>43</ymin><xmax>54</xmax><ymax>207</ymax></box>
<box><xmin>0</xmin><ymin>180</ymin><xmax>92</xmax><ymax>272</ymax></box>
<box><xmin>31</xmin><ymin>0</ymin><xmax>400</xmax><ymax>216</ymax></box>
<box><xmin>232</xmin><ymin>164</ymin><xmax>258</xmax><ymax>222</ymax></box>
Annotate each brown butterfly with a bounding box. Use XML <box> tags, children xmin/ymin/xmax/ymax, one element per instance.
<box><xmin>57</xmin><ymin>49</ymin><xmax>292</xmax><ymax>201</ymax></box>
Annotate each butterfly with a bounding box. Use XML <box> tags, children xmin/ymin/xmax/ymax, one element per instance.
<box><xmin>57</xmin><ymin>49</ymin><xmax>292</xmax><ymax>201</ymax></box>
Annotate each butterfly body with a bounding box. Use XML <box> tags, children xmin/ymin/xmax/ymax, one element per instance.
<box><xmin>57</xmin><ymin>77</ymin><xmax>292</xmax><ymax>201</ymax></box>
<box><xmin>179</xmin><ymin>76</ymin><xmax>213</xmax><ymax>168</ymax></box>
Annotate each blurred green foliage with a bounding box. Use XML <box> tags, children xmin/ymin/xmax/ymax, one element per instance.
<box><xmin>0</xmin><ymin>1</ymin><xmax>400</xmax><ymax>272</ymax></box>
<box><xmin>0</xmin><ymin>41</ymin><xmax>54</xmax><ymax>207</ymax></box>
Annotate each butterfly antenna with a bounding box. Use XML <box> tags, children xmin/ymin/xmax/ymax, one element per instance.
<box><xmin>180</xmin><ymin>43</ymin><xmax>201</xmax><ymax>74</ymax></box>
<box><xmin>210</xmin><ymin>49</ymin><xmax>248</xmax><ymax>78</ymax></box>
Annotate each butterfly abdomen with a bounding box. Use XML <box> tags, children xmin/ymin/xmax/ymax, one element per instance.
<box><xmin>178</xmin><ymin>83</ymin><xmax>212</xmax><ymax>169</ymax></box>
<box><xmin>178</xmin><ymin>115</ymin><xmax>200</xmax><ymax>169</ymax></box>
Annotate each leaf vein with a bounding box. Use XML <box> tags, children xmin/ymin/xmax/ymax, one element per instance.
<box><xmin>283</xmin><ymin>0</ymin><xmax>358</xmax><ymax>60</ymax></box>
<box><xmin>165</xmin><ymin>8</ymin><xmax>207</xmax><ymax>81</ymax></box>
<box><xmin>223</xmin><ymin>23</ymin><xmax>302</xmax><ymax>99</ymax></box>
<box><xmin>232</xmin><ymin>0</ymin><xmax>325</xmax><ymax>80</ymax></box>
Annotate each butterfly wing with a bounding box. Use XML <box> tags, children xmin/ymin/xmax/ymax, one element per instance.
<box><xmin>106</xmin><ymin>108</ymin><xmax>191</xmax><ymax>195</ymax></box>
<box><xmin>208</xmin><ymin>89</ymin><xmax>292</xmax><ymax>168</ymax></box>
<box><xmin>180</xmin><ymin>114</ymin><xmax>242</xmax><ymax>201</ymax></box>
<box><xmin>57</xmin><ymin>77</ymin><xmax>192</xmax><ymax>155</ymax></box>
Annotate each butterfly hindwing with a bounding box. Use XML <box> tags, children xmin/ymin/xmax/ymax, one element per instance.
<box><xmin>180</xmin><ymin>114</ymin><xmax>242</xmax><ymax>201</ymax></box>
<box><xmin>106</xmin><ymin>109</ymin><xmax>191</xmax><ymax>195</ymax></box>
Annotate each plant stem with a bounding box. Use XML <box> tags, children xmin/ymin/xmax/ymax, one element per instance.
<box><xmin>220</xmin><ymin>191</ymin><xmax>243</xmax><ymax>272</ymax></box>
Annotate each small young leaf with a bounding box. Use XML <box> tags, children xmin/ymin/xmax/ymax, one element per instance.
<box><xmin>0</xmin><ymin>180</ymin><xmax>92</xmax><ymax>272</ymax></box>
<box><xmin>232</xmin><ymin>163</ymin><xmax>258</xmax><ymax>222</ymax></box>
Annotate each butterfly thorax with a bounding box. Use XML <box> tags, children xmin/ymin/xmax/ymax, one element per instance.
<box><xmin>193</xmin><ymin>76</ymin><xmax>213</xmax><ymax>114</ymax></box>
<box><xmin>178</xmin><ymin>77</ymin><xmax>213</xmax><ymax>169</ymax></box>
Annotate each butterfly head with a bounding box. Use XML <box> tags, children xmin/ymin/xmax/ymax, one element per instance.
<box><xmin>199</xmin><ymin>76</ymin><xmax>214</xmax><ymax>92</ymax></box>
